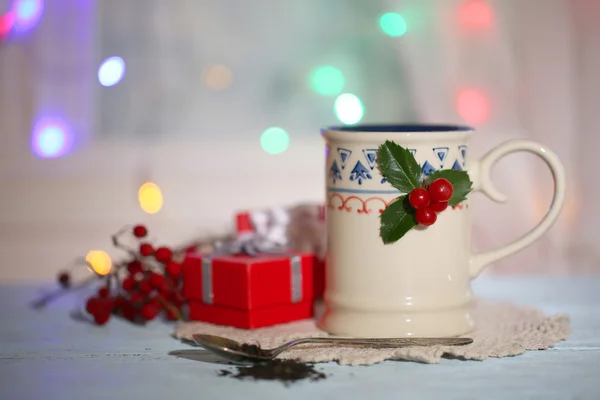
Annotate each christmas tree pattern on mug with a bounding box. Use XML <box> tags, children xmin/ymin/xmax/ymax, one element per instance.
<box><xmin>376</xmin><ymin>140</ymin><xmax>473</xmax><ymax>244</ymax></box>
<box><xmin>329</xmin><ymin>160</ymin><xmax>342</xmax><ymax>183</ymax></box>
<box><xmin>348</xmin><ymin>160</ymin><xmax>372</xmax><ymax>185</ymax></box>
<box><xmin>328</xmin><ymin>145</ymin><xmax>466</xmax><ymax>186</ymax></box>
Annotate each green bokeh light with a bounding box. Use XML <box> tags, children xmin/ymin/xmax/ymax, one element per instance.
<box><xmin>309</xmin><ymin>66</ymin><xmax>345</xmax><ymax>96</ymax></box>
<box><xmin>334</xmin><ymin>93</ymin><xmax>364</xmax><ymax>125</ymax></box>
<box><xmin>379</xmin><ymin>12</ymin><xmax>407</xmax><ymax>37</ymax></box>
<box><xmin>260</xmin><ymin>127</ymin><xmax>290</xmax><ymax>154</ymax></box>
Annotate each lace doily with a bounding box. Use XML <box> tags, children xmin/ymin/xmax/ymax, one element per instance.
<box><xmin>174</xmin><ymin>299</ymin><xmax>570</xmax><ymax>365</ymax></box>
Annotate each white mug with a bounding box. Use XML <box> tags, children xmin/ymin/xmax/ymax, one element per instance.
<box><xmin>319</xmin><ymin>124</ymin><xmax>566</xmax><ymax>338</ymax></box>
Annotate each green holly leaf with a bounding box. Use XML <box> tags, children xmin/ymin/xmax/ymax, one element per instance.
<box><xmin>377</xmin><ymin>140</ymin><xmax>423</xmax><ymax>194</ymax></box>
<box><xmin>426</xmin><ymin>170</ymin><xmax>473</xmax><ymax>206</ymax></box>
<box><xmin>379</xmin><ymin>195</ymin><xmax>418</xmax><ymax>244</ymax></box>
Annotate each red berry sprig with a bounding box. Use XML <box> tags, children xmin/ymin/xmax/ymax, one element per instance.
<box><xmin>377</xmin><ymin>140</ymin><xmax>473</xmax><ymax>244</ymax></box>
<box><xmin>409</xmin><ymin>178</ymin><xmax>454</xmax><ymax>227</ymax></box>
<box><xmin>38</xmin><ymin>224</ymin><xmax>201</xmax><ymax>326</ymax></box>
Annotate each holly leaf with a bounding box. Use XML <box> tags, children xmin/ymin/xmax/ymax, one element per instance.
<box><xmin>379</xmin><ymin>195</ymin><xmax>418</xmax><ymax>244</ymax></box>
<box><xmin>426</xmin><ymin>170</ymin><xmax>473</xmax><ymax>206</ymax></box>
<box><xmin>377</xmin><ymin>140</ymin><xmax>423</xmax><ymax>194</ymax></box>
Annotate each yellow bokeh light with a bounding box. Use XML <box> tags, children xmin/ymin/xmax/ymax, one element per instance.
<box><xmin>85</xmin><ymin>250</ymin><xmax>112</xmax><ymax>276</ymax></box>
<box><xmin>138</xmin><ymin>182</ymin><xmax>163</xmax><ymax>214</ymax></box>
<box><xmin>202</xmin><ymin>64</ymin><xmax>233</xmax><ymax>90</ymax></box>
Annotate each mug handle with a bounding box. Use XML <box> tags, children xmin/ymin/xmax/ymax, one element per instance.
<box><xmin>469</xmin><ymin>139</ymin><xmax>567</xmax><ymax>278</ymax></box>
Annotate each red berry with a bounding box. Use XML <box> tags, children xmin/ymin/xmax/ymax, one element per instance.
<box><xmin>114</xmin><ymin>295</ymin><xmax>125</xmax><ymax>309</ymax></box>
<box><xmin>149</xmin><ymin>273</ymin><xmax>166</xmax><ymax>290</ymax></box>
<box><xmin>139</xmin><ymin>243</ymin><xmax>154</xmax><ymax>257</ymax></box>
<box><xmin>98</xmin><ymin>298</ymin><xmax>114</xmax><ymax>313</ymax></box>
<box><xmin>154</xmin><ymin>246</ymin><xmax>173</xmax><ymax>263</ymax></box>
<box><xmin>58</xmin><ymin>272</ymin><xmax>71</xmax><ymax>288</ymax></box>
<box><xmin>408</xmin><ymin>188</ymin><xmax>430</xmax><ymax>210</ymax></box>
<box><xmin>428</xmin><ymin>178</ymin><xmax>454</xmax><ymax>203</ymax></box>
<box><xmin>120</xmin><ymin>302</ymin><xmax>137</xmax><ymax>321</ymax></box>
<box><xmin>133</xmin><ymin>225</ymin><xmax>148</xmax><ymax>238</ymax></box>
<box><xmin>138</xmin><ymin>280</ymin><xmax>152</xmax><ymax>294</ymax></box>
<box><xmin>127</xmin><ymin>260</ymin><xmax>143</xmax><ymax>274</ymax></box>
<box><xmin>185</xmin><ymin>246</ymin><xmax>196</xmax><ymax>253</ymax></box>
<box><xmin>165</xmin><ymin>261</ymin><xmax>181</xmax><ymax>279</ymax></box>
<box><xmin>430</xmin><ymin>201</ymin><xmax>449</xmax><ymax>213</ymax></box>
<box><xmin>122</xmin><ymin>276</ymin><xmax>136</xmax><ymax>292</ymax></box>
<box><xmin>129</xmin><ymin>292</ymin><xmax>144</xmax><ymax>305</ymax></box>
<box><xmin>86</xmin><ymin>297</ymin><xmax>100</xmax><ymax>314</ymax></box>
<box><xmin>94</xmin><ymin>311</ymin><xmax>111</xmax><ymax>325</ymax></box>
<box><xmin>98</xmin><ymin>286</ymin><xmax>110</xmax><ymax>298</ymax></box>
<box><xmin>415</xmin><ymin>208</ymin><xmax>437</xmax><ymax>226</ymax></box>
<box><xmin>141</xmin><ymin>304</ymin><xmax>158</xmax><ymax>321</ymax></box>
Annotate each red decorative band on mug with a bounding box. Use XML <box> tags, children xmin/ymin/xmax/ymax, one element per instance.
<box><xmin>327</xmin><ymin>192</ymin><xmax>468</xmax><ymax>215</ymax></box>
<box><xmin>201</xmin><ymin>254</ymin><xmax>303</xmax><ymax>304</ymax></box>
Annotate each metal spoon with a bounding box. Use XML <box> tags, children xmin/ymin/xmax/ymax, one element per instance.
<box><xmin>192</xmin><ymin>334</ymin><xmax>473</xmax><ymax>363</ymax></box>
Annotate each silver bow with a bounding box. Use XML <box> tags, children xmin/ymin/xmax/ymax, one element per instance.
<box><xmin>211</xmin><ymin>207</ymin><xmax>291</xmax><ymax>256</ymax></box>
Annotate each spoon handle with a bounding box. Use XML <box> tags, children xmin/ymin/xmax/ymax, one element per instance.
<box><xmin>289</xmin><ymin>337</ymin><xmax>473</xmax><ymax>347</ymax></box>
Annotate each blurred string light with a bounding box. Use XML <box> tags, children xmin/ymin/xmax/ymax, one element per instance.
<box><xmin>98</xmin><ymin>57</ymin><xmax>126</xmax><ymax>87</ymax></box>
<box><xmin>0</xmin><ymin>11</ymin><xmax>14</xmax><ymax>37</ymax></box>
<box><xmin>334</xmin><ymin>93</ymin><xmax>364</xmax><ymax>125</ymax></box>
<box><xmin>138</xmin><ymin>182</ymin><xmax>163</xmax><ymax>214</ymax></box>
<box><xmin>202</xmin><ymin>64</ymin><xmax>233</xmax><ymax>91</ymax></box>
<box><xmin>459</xmin><ymin>0</ymin><xmax>493</xmax><ymax>29</ymax></box>
<box><xmin>11</xmin><ymin>0</ymin><xmax>44</xmax><ymax>34</ymax></box>
<box><xmin>86</xmin><ymin>250</ymin><xmax>112</xmax><ymax>276</ymax></box>
<box><xmin>457</xmin><ymin>88</ymin><xmax>489</xmax><ymax>124</ymax></box>
<box><xmin>260</xmin><ymin>127</ymin><xmax>289</xmax><ymax>155</ymax></box>
<box><xmin>309</xmin><ymin>66</ymin><xmax>345</xmax><ymax>96</ymax></box>
<box><xmin>31</xmin><ymin>117</ymin><xmax>73</xmax><ymax>158</ymax></box>
<box><xmin>379</xmin><ymin>12</ymin><xmax>407</xmax><ymax>37</ymax></box>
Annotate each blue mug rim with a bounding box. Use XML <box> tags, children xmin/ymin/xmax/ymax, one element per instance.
<box><xmin>324</xmin><ymin>124</ymin><xmax>474</xmax><ymax>133</ymax></box>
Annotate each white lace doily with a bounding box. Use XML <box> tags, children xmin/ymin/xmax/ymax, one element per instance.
<box><xmin>174</xmin><ymin>299</ymin><xmax>570</xmax><ymax>365</ymax></box>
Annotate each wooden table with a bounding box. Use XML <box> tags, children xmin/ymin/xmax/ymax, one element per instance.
<box><xmin>1</xmin><ymin>277</ymin><xmax>598</xmax><ymax>400</ymax></box>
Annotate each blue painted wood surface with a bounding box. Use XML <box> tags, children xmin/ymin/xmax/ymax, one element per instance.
<box><xmin>0</xmin><ymin>277</ymin><xmax>598</xmax><ymax>400</ymax></box>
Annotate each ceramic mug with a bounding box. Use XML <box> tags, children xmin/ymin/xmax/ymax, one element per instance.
<box><xmin>319</xmin><ymin>124</ymin><xmax>566</xmax><ymax>338</ymax></box>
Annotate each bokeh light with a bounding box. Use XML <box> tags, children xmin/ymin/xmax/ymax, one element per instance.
<box><xmin>86</xmin><ymin>250</ymin><xmax>112</xmax><ymax>276</ymax></box>
<box><xmin>459</xmin><ymin>0</ymin><xmax>493</xmax><ymax>29</ymax></box>
<box><xmin>260</xmin><ymin>127</ymin><xmax>289</xmax><ymax>155</ymax></box>
<box><xmin>334</xmin><ymin>93</ymin><xmax>364</xmax><ymax>125</ymax></box>
<box><xmin>379</xmin><ymin>12</ymin><xmax>407</xmax><ymax>37</ymax></box>
<box><xmin>0</xmin><ymin>11</ymin><xmax>14</xmax><ymax>37</ymax></box>
<box><xmin>202</xmin><ymin>64</ymin><xmax>233</xmax><ymax>90</ymax></box>
<box><xmin>309</xmin><ymin>66</ymin><xmax>345</xmax><ymax>96</ymax></box>
<box><xmin>12</xmin><ymin>0</ymin><xmax>43</xmax><ymax>33</ymax></box>
<box><xmin>98</xmin><ymin>57</ymin><xmax>126</xmax><ymax>87</ymax></box>
<box><xmin>457</xmin><ymin>88</ymin><xmax>489</xmax><ymax>124</ymax></box>
<box><xmin>138</xmin><ymin>182</ymin><xmax>163</xmax><ymax>214</ymax></box>
<box><xmin>31</xmin><ymin>117</ymin><xmax>72</xmax><ymax>158</ymax></box>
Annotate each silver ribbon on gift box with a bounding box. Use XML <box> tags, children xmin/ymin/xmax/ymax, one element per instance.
<box><xmin>200</xmin><ymin>234</ymin><xmax>303</xmax><ymax>305</ymax></box>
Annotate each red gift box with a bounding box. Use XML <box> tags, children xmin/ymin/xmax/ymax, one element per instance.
<box><xmin>234</xmin><ymin>207</ymin><xmax>326</xmax><ymax>299</ymax></box>
<box><xmin>182</xmin><ymin>252</ymin><xmax>315</xmax><ymax>329</ymax></box>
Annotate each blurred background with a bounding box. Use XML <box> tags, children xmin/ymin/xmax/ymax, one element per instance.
<box><xmin>0</xmin><ymin>0</ymin><xmax>597</xmax><ymax>282</ymax></box>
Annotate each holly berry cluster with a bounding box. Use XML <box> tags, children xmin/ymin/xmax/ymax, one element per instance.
<box><xmin>53</xmin><ymin>224</ymin><xmax>191</xmax><ymax>326</ymax></box>
<box><xmin>376</xmin><ymin>140</ymin><xmax>473</xmax><ymax>244</ymax></box>
<box><xmin>408</xmin><ymin>178</ymin><xmax>454</xmax><ymax>226</ymax></box>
